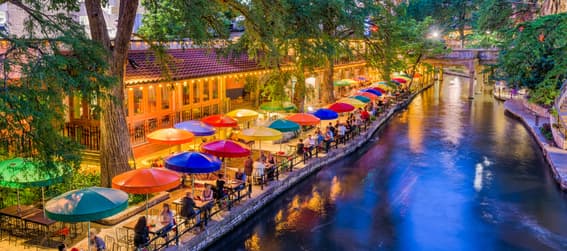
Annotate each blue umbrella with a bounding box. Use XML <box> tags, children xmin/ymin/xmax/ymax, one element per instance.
<box><xmin>268</xmin><ymin>119</ymin><xmax>300</xmax><ymax>132</ymax></box>
<box><xmin>165</xmin><ymin>151</ymin><xmax>222</xmax><ymax>193</ymax></box>
<box><xmin>174</xmin><ymin>120</ymin><xmax>216</xmax><ymax>136</ymax></box>
<box><xmin>165</xmin><ymin>151</ymin><xmax>222</xmax><ymax>173</ymax></box>
<box><xmin>361</xmin><ymin>89</ymin><xmax>383</xmax><ymax>96</ymax></box>
<box><xmin>312</xmin><ymin>108</ymin><xmax>339</xmax><ymax>121</ymax></box>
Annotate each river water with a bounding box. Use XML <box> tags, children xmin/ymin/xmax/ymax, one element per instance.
<box><xmin>208</xmin><ymin>76</ymin><xmax>567</xmax><ymax>251</ymax></box>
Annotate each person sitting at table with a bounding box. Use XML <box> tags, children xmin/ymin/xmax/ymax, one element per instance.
<box><xmin>57</xmin><ymin>243</ymin><xmax>67</xmax><ymax>251</ymax></box>
<box><xmin>302</xmin><ymin>136</ymin><xmax>312</xmax><ymax>158</ymax></box>
<box><xmin>158</xmin><ymin>203</ymin><xmax>175</xmax><ymax>242</ymax></box>
<box><xmin>180</xmin><ymin>192</ymin><xmax>199</xmax><ymax>224</ymax></box>
<box><xmin>252</xmin><ymin>158</ymin><xmax>265</xmax><ymax>184</ymax></box>
<box><xmin>259</xmin><ymin>151</ymin><xmax>267</xmax><ymax>163</ymax></box>
<box><xmin>133</xmin><ymin>216</ymin><xmax>150</xmax><ymax>250</ymax></box>
<box><xmin>265</xmin><ymin>153</ymin><xmax>276</xmax><ymax>180</ymax></box>
<box><xmin>215</xmin><ymin>173</ymin><xmax>226</xmax><ymax>200</ymax></box>
<box><xmin>89</xmin><ymin>228</ymin><xmax>106</xmax><ymax>251</ymax></box>
<box><xmin>235</xmin><ymin>170</ymin><xmax>247</xmax><ymax>184</ymax></box>
<box><xmin>296</xmin><ymin>139</ymin><xmax>305</xmax><ymax>157</ymax></box>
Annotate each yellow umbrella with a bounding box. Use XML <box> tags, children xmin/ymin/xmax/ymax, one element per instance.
<box><xmin>337</xmin><ymin>98</ymin><xmax>366</xmax><ymax>108</ymax></box>
<box><xmin>226</xmin><ymin>109</ymin><xmax>259</xmax><ymax>122</ymax></box>
<box><xmin>371</xmin><ymin>82</ymin><xmax>394</xmax><ymax>91</ymax></box>
<box><xmin>238</xmin><ymin>126</ymin><xmax>283</xmax><ymax>151</ymax></box>
<box><xmin>341</xmin><ymin>79</ymin><xmax>359</xmax><ymax>85</ymax></box>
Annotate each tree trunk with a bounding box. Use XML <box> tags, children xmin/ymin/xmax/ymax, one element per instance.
<box><xmin>321</xmin><ymin>60</ymin><xmax>335</xmax><ymax>104</ymax></box>
<box><xmin>86</xmin><ymin>0</ymin><xmax>139</xmax><ymax>187</ymax></box>
<box><xmin>292</xmin><ymin>73</ymin><xmax>306</xmax><ymax>112</ymax></box>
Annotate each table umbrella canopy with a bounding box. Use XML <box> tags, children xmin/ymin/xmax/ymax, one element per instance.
<box><xmin>165</xmin><ymin>151</ymin><xmax>222</xmax><ymax>173</ymax></box>
<box><xmin>337</xmin><ymin>98</ymin><xmax>366</xmax><ymax>108</ymax></box>
<box><xmin>286</xmin><ymin>113</ymin><xmax>321</xmax><ymax>126</ymax></box>
<box><xmin>226</xmin><ymin>109</ymin><xmax>259</xmax><ymax>121</ymax></box>
<box><xmin>328</xmin><ymin>102</ymin><xmax>355</xmax><ymax>113</ymax></box>
<box><xmin>259</xmin><ymin>101</ymin><xmax>297</xmax><ymax>112</ymax></box>
<box><xmin>356</xmin><ymin>76</ymin><xmax>368</xmax><ymax>81</ymax></box>
<box><xmin>356</xmin><ymin>92</ymin><xmax>379</xmax><ymax>100</ymax></box>
<box><xmin>201</xmin><ymin>114</ymin><xmax>238</xmax><ymax>128</ymax></box>
<box><xmin>350</xmin><ymin>95</ymin><xmax>371</xmax><ymax>103</ymax></box>
<box><xmin>147</xmin><ymin>128</ymin><xmax>194</xmax><ymax>145</ymax></box>
<box><xmin>239</xmin><ymin>127</ymin><xmax>283</xmax><ymax>141</ymax></box>
<box><xmin>333</xmin><ymin>80</ymin><xmax>350</xmax><ymax>87</ymax></box>
<box><xmin>0</xmin><ymin>158</ymin><xmax>69</xmax><ymax>188</ymax></box>
<box><xmin>174</xmin><ymin>120</ymin><xmax>215</xmax><ymax>136</ymax></box>
<box><xmin>111</xmin><ymin>168</ymin><xmax>181</xmax><ymax>194</ymax></box>
<box><xmin>268</xmin><ymin>119</ymin><xmax>300</xmax><ymax>132</ymax></box>
<box><xmin>361</xmin><ymin>89</ymin><xmax>383</xmax><ymax>97</ymax></box>
<box><xmin>45</xmin><ymin>187</ymin><xmax>128</xmax><ymax>222</ymax></box>
<box><xmin>371</xmin><ymin>81</ymin><xmax>396</xmax><ymax>90</ymax></box>
<box><xmin>201</xmin><ymin>140</ymin><xmax>251</xmax><ymax>158</ymax></box>
<box><xmin>391</xmin><ymin>77</ymin><xmax>408</xmax><ymax>84</ymax></box>
<box><xmin>312</xmin><ymin>108</ymin><xmax>339</xmax><ymax>120</ymax></box>
<box><xmin>371</xmin><ymin>87</ymin><xmax>387</xmax><ymax>93</ymax></box>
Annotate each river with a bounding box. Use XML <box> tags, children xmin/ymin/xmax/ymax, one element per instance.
<box><xmin>208</xmin><ymin>76</ymin><xmax>567</xmax><ymax>251</ymax></box>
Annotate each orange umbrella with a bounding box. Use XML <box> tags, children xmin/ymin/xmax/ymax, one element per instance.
<box><xmin>286</xmin><ymin>113</ymin><xmax>321</xmax><ymax>126</ymax></box>
<box><xmin>413</xmin><ymin>72</ymin><xmax>422</xmax><ymax>78</ymax></box>
<box><xmin>112</xmin><ymin>168</ymin><xmax>181</xmax><ymax>215</ymax></box>
<box><xmin>112</xmin><ymin>168</ymin><xmax>181</xmax><ymax>194</ymax></box>
<box><xmin>201</xmin><ymin>114</ymin><xmax>238</xmax><ymax>128</ymax></box>
<box><xmin>147</xmin><ymin>128</ymin><xmax>194</xmax><ymax>145</ymax></box>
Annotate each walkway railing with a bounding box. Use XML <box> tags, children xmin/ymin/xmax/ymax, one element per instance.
<box><xmin>551</xmin><ymin>81</ymin><xmax>567</xmax><ymax>149</ymax></box>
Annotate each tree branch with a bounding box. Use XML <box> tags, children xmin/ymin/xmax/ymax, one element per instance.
<box><xmin>84</xmin><ymin>0</ymin><xmax>111</xmax><ymax>51</ymax></box>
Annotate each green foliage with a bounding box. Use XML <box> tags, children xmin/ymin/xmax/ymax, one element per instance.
<box><xmin>0</xmin><ymin>3</ymin><xmax>116</xmax><ymax>167</ymax></box>
<box><xmin>0</xmin><ymin>171</ymin><xmax>100</xmax><ymax>208</ymax></box>
<box><xmin>540</xmin><ymin>123</ymin><xmax>553</xmax><ymax>141</ymax></box>
<box><xmin>129</xmin><ymin>194</ymin><xmax>150</xmax><ymax>205</ymax></box>
<box><xmin>496</xmin><ymin>13</ymin><xmax>567</xmax><ymax>105</ymax></box>
<box><xmin>528</xmin><ymin>81</ymin><xmax>560</xmax><ymax>107</ymax></box>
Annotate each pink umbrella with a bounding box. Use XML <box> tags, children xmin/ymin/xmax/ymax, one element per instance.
<box><xmin>200</xmin><ymin>140</ymin><xmax>251</xmax><ymax>158</ymax></box>
<box><xmin>391</xmin><ymin>78</ymin><xmax>407</xmax><ymax>84</ymax></box>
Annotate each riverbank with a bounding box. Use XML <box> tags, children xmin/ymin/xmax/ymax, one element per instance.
<box><xmin>182</xmin><ymin>82</ymin><xmax>436</xmax><ymax>251</ymax></box>
<box><xmin>504</xmin><ymin>99</ymin><xmax>567</xmax><ymax>191</ymax></box>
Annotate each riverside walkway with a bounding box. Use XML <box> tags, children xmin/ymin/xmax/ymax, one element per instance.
<box><xmin>504</xmin><ymin>99</ymin><xmax>567</xmax><ymax>191</ymax></box>
<box><xmin>0</xmin><ymin>84</ymin><xmax>430</xmax><ymax>251</ymax></box>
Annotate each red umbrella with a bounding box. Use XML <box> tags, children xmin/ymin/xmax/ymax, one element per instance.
<box><xmin>200</xmin><ymin>140</ymin><xmax>251</xmax><ymax>158</ymax></box>
<box><xmin>328</xmin><ymin>102</ymin><xmax>355</xmax><ymax>113</ymax></box>
<box><xmin>391</xmin><ymin>78</ymin><xmax>407</xmax><ymax>84</ymax></box>
<box><xmin>286</xmin><ymin>113</ymin><xmax>321</xmax><ymax>126</ymax></box>
<box><xmin>147</xmin><ymin>128</ymin><xmax>194</xmax><ymax>145</ymax></box>
<box><xmin>371</xmin><ymin>87</ymin><xmax>387</xmax><ymax>93</ymax></box>
<box><xmin>357</xmin><ymin>92</ymin><xmax>379</xmax><ymax>100</ymax></box>
<box><xmin>112</xmin><ymin>168</ymin><xmax>181</xmax><ymax>194</ymax></box>
<box><xmin>201</xmin><ymin>114</ymin><xmax>238</xmax><ymax>128</ymax></box>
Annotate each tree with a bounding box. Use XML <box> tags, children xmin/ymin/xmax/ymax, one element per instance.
<box><xmin>0</xmin><ymin>1</ymin><xmax>115</xmax><ymax>171</ymax></box>
<box><xmin>496</xmin><ymin>13</ymin><xmax>567</xmax><ymax>106</ymax></box>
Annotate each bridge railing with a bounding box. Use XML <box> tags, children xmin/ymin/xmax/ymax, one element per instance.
<box><xmin>426</xmin><ymin>49</ymin><xmax>499</xmax><ymax>61</ymax></box>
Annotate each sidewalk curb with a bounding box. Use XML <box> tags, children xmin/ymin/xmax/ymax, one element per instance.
<box><xmin>504</xmin><ymin>100</ymin><xmax>567</xmax><ymax>191</ymax></box>
<box><xmin>182</xmin><ymin>84</ymin><xmax>434</xmax><ymax>251</ymax></box>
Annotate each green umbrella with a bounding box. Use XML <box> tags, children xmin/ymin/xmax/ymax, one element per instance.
<box><xmin>0</xmin><ymin>158</ymin><xmax>70</xmax><ymax>213</ymax></box>
<box><xmin>333</xmin><ymin>80</ymin><xmax>350</xmax><ymax>87</ymax></box>
<box><xmin>45</xmin><ymin>187</ymin><xmax>128</xmax><ymax>251</ymax></box>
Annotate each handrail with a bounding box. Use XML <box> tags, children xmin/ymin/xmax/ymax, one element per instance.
<box><xmin>552</xmin><ymin>80</ymin><xmax>567</xmax><ymax>145</ymax></box>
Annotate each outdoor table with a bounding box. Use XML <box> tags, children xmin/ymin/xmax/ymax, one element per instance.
<box><xmin>172</xmin><ymin>198</ymin><xmax>213</xmax><ymax>226</ymax></box>
<box><xmin>22</xmin><ymin>210</ymin><xmax>59</xmax><ymax>246</ymax></box>
<box><xmin>123</xmin><ymin>215</ymin><xmax>169</xmax><ymax>235</ymax></box>
<box><xmin>0</xmin><ymin>205</ymin><xmax>37</xmax><ymax>219</ymax></box>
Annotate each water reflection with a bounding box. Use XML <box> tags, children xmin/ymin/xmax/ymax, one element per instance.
<box><xmin>210</xmin><ymin>78</ymin><xmax>567</xmax><ymax>251</ymax></box>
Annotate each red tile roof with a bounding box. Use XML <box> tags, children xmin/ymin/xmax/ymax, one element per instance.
<box><xmin>125</xmin><ymin>49</ymin><xmax>263</xmax><ymax>85</ymax></box>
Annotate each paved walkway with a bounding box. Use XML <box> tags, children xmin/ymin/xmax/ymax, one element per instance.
<box><xmin>504</xmin><ymin>99</ymin><xmax>567</xmax><ymax>191</ymax></box>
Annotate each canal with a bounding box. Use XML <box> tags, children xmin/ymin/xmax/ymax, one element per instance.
<box><xmin>208</xmin><ymin>76</ymin><xmax>567</xmax><ymax>251</ymax></box>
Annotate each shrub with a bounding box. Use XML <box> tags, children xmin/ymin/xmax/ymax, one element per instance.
<box><xmin>540</xmin><ymin>123</ymin><xmax>553</xmax><ymax>141</ymax></box>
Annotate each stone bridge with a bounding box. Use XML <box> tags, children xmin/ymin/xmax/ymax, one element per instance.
<box><xmin>425</xmin><ymin>49</ymin><xmax>499</xmax><ymax>98</ymax></box>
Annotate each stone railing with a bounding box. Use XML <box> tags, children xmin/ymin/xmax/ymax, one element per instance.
<box><xmin>426</xmin><ymin>49</ymin><xmax>499</xmax><ymax>61</ymax></box>
<box><xmin>551</xmin><ymin>81</ymin><xmax>567</xmax><ymax>149</ymax></box>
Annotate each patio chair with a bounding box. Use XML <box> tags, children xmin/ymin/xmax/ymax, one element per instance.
<box><xmin>116</xmin><ymin>227</ymin><xmax>133</xmax><ymax>247</ymax></box>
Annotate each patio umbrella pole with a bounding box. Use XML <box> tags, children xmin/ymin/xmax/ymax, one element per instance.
<box><xmin>88</xmin><ymin>221</ymin><xmax>91</xmax><ymax>251</ymax></box>
<box><xmin>146</xmin><ymin>194</ymin><xmax>149</xmax><ymax>217</ymax></box>
<box><xmin>41</xmin><ymin>187</ymin><xmax>45</xmax><ymax>217</ymax></box>
<box><xmin>192</xmin><ymin>174</ymin><xmax>195</xmax><ymax>194</ymax></box>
